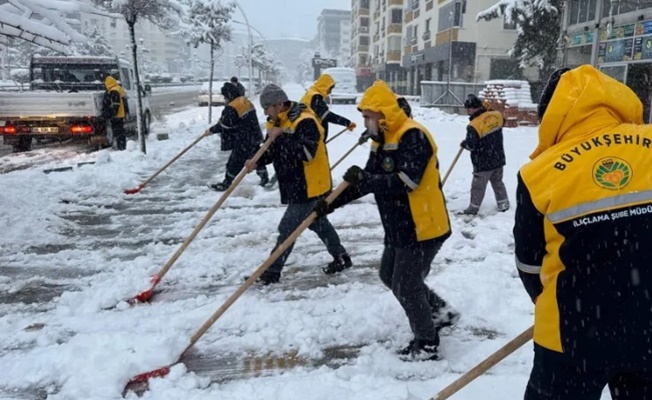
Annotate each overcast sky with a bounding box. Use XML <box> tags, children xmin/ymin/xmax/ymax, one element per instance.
<box><xmin>232</xmin><ymin>0</ymin><xmax>351</xmax><ymax>40</ymax></box>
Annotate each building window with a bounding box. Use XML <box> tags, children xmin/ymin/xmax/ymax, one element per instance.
<box><xmin>411</xmin><ymin>0</ymin><xmax>419</xmax><ymax>10</ymax></box>
<box><xmin>391</xmin><ymin>9</ymin><xmax>402</xmax><ymax>24</ymax></box>
<box><xmin>361</xmin><ymin>17</ymin><xmax>369</xmax><ymax>27</ymax></box>
<box><xmin>425</xmin><ymin>18</ymin><xmax>431</xmax><ymax>32</ymax></box>
<box><xmin>359</xmin><ymin>36</ymin><xmax>370</xmax><ymax>46</ymax></box>
<box><xmin>569</xmin><ymin>0</ymin><xmax>597</xmax><ymax>25</ymax></box>
<box><xmin>438</xmin><ymin>1</ymin><xmax>463</xmax><ymax>32</ymax></box>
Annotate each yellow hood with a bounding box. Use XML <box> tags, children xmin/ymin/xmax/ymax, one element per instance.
<box><xmin>104</xmin><ymin>76</ymin><xmax>119</xmax><ymax>91</ymax></box>
<box><xmin>532</xmin><ymin>65</ymin><xmax>642</xmax><ymax>159</ymax></box>
<box><xmin>310</xmin><ymin>74</ymin><xmax>335</xmax><ymax>97</ymax></box>
<box><xmin>358</xmin><ymin>80</ymin><xmax>407</xmax><ymax>133</ymax></box>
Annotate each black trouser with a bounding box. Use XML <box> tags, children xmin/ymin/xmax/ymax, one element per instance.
<box><xmin>223</xmin><ymin>147</ymin><xmax>267</xmax><ymax>185</ymax></box>
<box><xmin>525</xmin><ymin>344</ymin><xmax>652</xmax><ymax>400</ymax></box>
<box><xmin>110</xmin><ymin>119</ymin><xmax>126</xmax><ymax>150</ymax></box>
<box><xmin>267</xmin><ymin>199</ymin><xmax>346</xmax><ymax>275</ymax></box>
<box><xmin>378</xmin><ymin>240</ymin><xmax>446</xmax><ymax>343</ymax></box>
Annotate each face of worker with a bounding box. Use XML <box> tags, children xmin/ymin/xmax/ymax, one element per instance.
<box><xmin>361</xmin><ymin>109</ymin><xmax>384</xmax><ymax>136</ymax></box>
<box><xmin>264</xmin><ymin>102</ymin><xmax>284</xmax><ymax>120</ymax></box>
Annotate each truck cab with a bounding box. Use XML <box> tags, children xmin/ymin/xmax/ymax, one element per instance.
<box><xmin>0</xmin><ymin>55</ymin><xmax>151</xmax><ymax>152</ymax></box>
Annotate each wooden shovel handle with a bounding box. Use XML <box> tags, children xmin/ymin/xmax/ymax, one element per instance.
<box><xmin>184</xmin><ymin>181</ymin><xmax>350</xmax><ymax>352</ymax></box>
<box><xmin>432</xmin><ymin>325</ymin><xmax>534</xmax><ymax>400</ymax></box>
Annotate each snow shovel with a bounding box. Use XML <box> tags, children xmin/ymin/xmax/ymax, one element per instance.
<box><xmin>124</xmin><ymin>130</ymin><xmax>211</xmax><ymax>194</ymax></box>
<box><xmin>441</xmin><ymin>146</ymin><xmax>464</xmax><ymax>186</ymax></box>
<box><xmin>330</xmin><ymin>130</ymin><xmax>371</xmax><ymax>171</ymax></box>
<box><xmin>125</xmin><ymin>181</ymin><xmax>351</xmax><ymax>389</ymax></box>
<box><xmin>325</xmin><ymin>126</ymin><xmax>350</xmax><ymax>144</ymax></box>
<box><xmin>127</xmin><ymin>136</ymin><xmax>276</xmax><ymax>304</ymax></box>
<box><xmin>430</xmin><ymin>325</ymin><xmax>534</xmax><ymax>400</ymax></box>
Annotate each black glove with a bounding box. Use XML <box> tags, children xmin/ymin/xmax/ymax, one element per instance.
<box><xmin>343</xmin><ymin>166</ymin><xmax>365</xmax><ymax>185</ymax></box>
<box><xmin>460</xmin><ymin>140</ymin><xmax>468</xmax><ymax>150</ymax></box>
<box><xmin>358</xmin><ymin>129</ymin><xmax>371</xmax><ymax>145</ymax></box>
<box><xmin>313</xmin><ymin>198</ymin><xmax>332</xmax><ymax>218</ymax></box>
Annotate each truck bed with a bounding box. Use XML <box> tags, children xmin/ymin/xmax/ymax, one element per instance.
<box><xmin>0</xmin><ymin>91</ymin><xmax>103</xmax><ymax>118</ymax></box>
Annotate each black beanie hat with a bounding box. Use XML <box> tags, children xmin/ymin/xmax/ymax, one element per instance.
<box><xmin>538</xmin><ymin>68</ymin><xmax>571</xmax><ymax>122</ymax></box>
<box><xmin>464</xmin><ymin>94</ymin><xmax>483</xmax><ymax>109</ymax></box>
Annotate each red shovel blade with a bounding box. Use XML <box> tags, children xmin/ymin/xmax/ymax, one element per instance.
<box><xmin>124</xmin><ymin>184</ymin><xmax>144</xmax><ymax>195</ymax></box>
<box><xmin>128</xmin><ymin>275</ymin><xmax>161</xmax><ymax>305</ymax></box>
<box><xmin>128</xmin><ymin>365</ymin><xmax>171</xmax><ymax>384</ymax></box>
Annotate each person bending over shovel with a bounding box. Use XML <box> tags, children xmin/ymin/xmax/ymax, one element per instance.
<box><xmin>208</xmin><ymin>82</ymin><xmax>269</xmax><ymax>191</ymax></box>
<box><xmin>314</xmin><ymin>81</ymin><xmax>459</xmax><ymax>361</ymax></box>
<box><xmin>243</xmin><ymin>84</ymin><xmax>352</xmax><ymax>285</ymax></box>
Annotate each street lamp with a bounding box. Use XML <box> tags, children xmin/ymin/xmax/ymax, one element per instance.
<box><xmin>232</xmin><ymin>1</ymin><xmax>254</xmax><ymax>98</ymax></box>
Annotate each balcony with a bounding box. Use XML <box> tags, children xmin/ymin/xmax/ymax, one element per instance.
<box><xmin>422</xmin><ymin>30</ymin><xmax>431</xmax><ymax>41</ymax></box>
<box><xmin>426</xmin><ymin>0</ymin><xmax>433</xmax><ymax>11</ymax></box>
<box><xmin>405</xmin><ymin>10</ymin><xmax>413</xmax><ymax>23</ymax></box>
<box><xmin>404</xmin><ymin>45</ymin><xmax>412</xmax><ymax>55</ymax></box>
<box><xmin>374</xmin><ymin>10</ymin><xmax>380</xmax><ymax>19</ymax></box>
<box><xmin>359</xmin><ymin>26</ymin><xmax>369</xmax><ymax>33</ymax></box>
<box><xmin>359</xmin><ymin>8</ymin><xmax>369</xmax><ymax>16</ymax></box>
<box><xmin>409</xmin><ymin>35</ymin><xmax>417</xmax><ymax>45</ymax></box>
<box><xmin>388</xmin><ymin>23</ymin><xmax>402</xmax><ymax>34</ymax></box>
<box><xmin>389</xmin><ymin>0</ymin><xmax>403</xmax><ymax>5</ymax></box>
<box><xmin>435</xmin><ymin>28</ymin><xmax>459</xmax><ymax>45</ymax></box>
<box><xmin>387</xmin><ymin>50</ymin><xmax>401</xmax><ymax>62</ymax></box>
<box><xmin>357</xmin><ymin>45</ymin><xmax>369</xmax><ymax>52</ymax></box>
<box><xmin>374</xmin><ymin>34</ymin><xmax>380</xmax><ymax>42</ymax></box>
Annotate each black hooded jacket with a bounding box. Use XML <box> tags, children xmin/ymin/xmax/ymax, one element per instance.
<box><xmin>209</xmin><ymin>82</ymin><xmax>263</xmax><ymax>152</ymax></box>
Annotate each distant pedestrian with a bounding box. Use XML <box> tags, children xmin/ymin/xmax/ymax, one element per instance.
<box><xmin>459</xmin><ymin>94</ymin><xmax>509</xmax><ymax>215</ymax></box>
<box><xmin>103</xmin><ymin>75</ymin><xmax>129</xmax><ymax>151</ymax></box>
<box><xmin>208</xmin><ymin>82</ymin><xmax>268</xmax><ymax>190</ymax></box>
<box><xmin>231</xmin><ymin>76</ymin><xmax>246</xmax><ymax>97</ymax></box>
<box><xmin>301</xmin><ymin>73</ymin><xmax>356</xmax><ymax>141</ymax></box>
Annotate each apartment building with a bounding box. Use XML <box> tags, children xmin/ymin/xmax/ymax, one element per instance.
<box><xmin>351</xmin><ymin>0</ymin><xmax>374</xmax><ymax>90</ymax></box>
<box><xmin>401</xmin><ymin>0</ymin><xmax>524</xmax><ymax>95</ymax></box>
<box><xmin>78</xmin><ymin>13</ymin><xmax>191</xmax><ymax>74</ymax></box>
<box><xmin>561</xmin><ymin>0</ymin><xmax>652</xmax><ymax>122</ymax></box>
<box><xmin>367</xmin><ymin>0</ymin><xmax>406</xmax><ymax>92</ymax></box>
<box><xmin>317</xmin><ymin>9</ymin><xmax>352</xmax><ymax>60</ymax></box>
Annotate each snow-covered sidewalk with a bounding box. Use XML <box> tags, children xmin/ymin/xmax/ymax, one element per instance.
<box><xmin>1</xmin><ymin>84</ymin><xmax>607</xmax><ymax>400</ymax></box>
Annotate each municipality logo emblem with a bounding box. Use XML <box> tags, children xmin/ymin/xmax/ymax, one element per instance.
<box><xmin>593</xmin><ymin>157</ymin><xmax>631</xmax><ymax>190</ymax></box>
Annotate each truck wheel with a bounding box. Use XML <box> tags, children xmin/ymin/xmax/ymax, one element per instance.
<box><xmin>13</xmin><ymin>136</ymin><xmax>33</xmax><ymax>152</ymax></box>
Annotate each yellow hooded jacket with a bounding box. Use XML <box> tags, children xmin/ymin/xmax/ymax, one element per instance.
<box><xmin>355</xmin><ymin>83</ymin><xmax>450</xmax><ymax>245</ymax></box>
<box><xmin>104</xmin><ymin>76</ymin><xmax>127</xmax><ymax>119</ymax></box>
<box><xmin>515</xmin><ymin>65</ymin><xmax>652</xmax><ymax>361</ymax></box>
<box><xmin>300</xmin><ymin>74</ymin><xmax>335</xmax><ymax>121</ymax></box>
<box><xmin>262</xmin><ymin>102</ymin><xmax>331</xmax><ymax>203</ymax></box>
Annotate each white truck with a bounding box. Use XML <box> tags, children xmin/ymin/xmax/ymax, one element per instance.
<box><xmin>0</xmin><ymin>55</ymin><xmax>152</xmax><ymax>152</ymax></box>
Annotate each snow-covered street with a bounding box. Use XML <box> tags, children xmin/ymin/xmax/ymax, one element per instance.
<box><xmin>0</xmin><ymin>83</ymin><xmax>610</xmax><ymax>400</ymax></box>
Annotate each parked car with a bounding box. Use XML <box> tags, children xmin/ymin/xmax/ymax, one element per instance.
<box><xmin>197</xmin><ymin>81</ymin><xmax>226</xmax><ymax>106</ymax></box>
<box><xmin>323</xmin><ymin>67</ymin><xmax>357</xmax><ymax>104</ymax></box>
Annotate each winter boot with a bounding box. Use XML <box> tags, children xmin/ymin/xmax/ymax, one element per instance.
<box><xmin>497</xmin><ymin>200</ymin><xmax>510</xmax><ymax>212</ymax></box>
<box><xmin>459</xmin><ymin>205</ymin><xmax>479</xmax><ymax>216</ymax></box>
<box><xmin>397</xmin><ymin>338</ymin><xmax>440</xmax><ymax>361</ymax></box>
<box><xmin>245</xmin><ymin>270</ymin><xmax>281</xmax><ymax>286</ymax></box>
<box><xmin>257</xmin><ymin>170</ymin><xmax>269</xmax><ymax>187</ymax></box>
<box><xmin>322</xmin><ymin>253</ymin><xmax>352</xmax><ymax>275</ymax></box>
<box><xmin>432</xmin><ymin>303</ymin><xmax>461</xmax><ymax>331</ymax></box>
<box><xmin>209</xmin><ymin>181</ymin><xmax>230</xmax><ymax>192</ymax></box>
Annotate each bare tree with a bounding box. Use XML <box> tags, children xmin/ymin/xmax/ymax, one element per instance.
<box><xmin>180</xmin><ymin>0</ymin><xmax>234</xmax><ymax>123</ymax></box>
<box><xmin>94</xmin><ymin>0</ymin><xmax>183</xmax><ymax>154</ymax></box>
